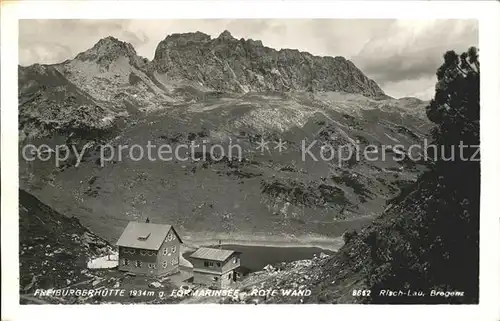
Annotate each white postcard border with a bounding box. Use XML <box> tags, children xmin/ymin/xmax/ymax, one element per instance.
<box><xmin>1</xmin><ymin>1</ymin><xmax>499</xmax><ymax>321</ymax></box>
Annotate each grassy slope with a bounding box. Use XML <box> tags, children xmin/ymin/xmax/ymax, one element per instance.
<box><xmin>253</xmin><ymin>169</ymin><xmax>478</xmax><ymax>304</ymax></box>
<box><xmin>18</xmin><ymin>41</ymin><xmax>431</xmax><ymax>247</ymax></box>
<box><xmin>19</xmin><ymin>189</ymin><xmax>112</xmax><ymax>293</ymax></box>
<box><xmin>19</xmin><ymin>89</ymin><xmax>430</xmax><ymax>246</ymax></box>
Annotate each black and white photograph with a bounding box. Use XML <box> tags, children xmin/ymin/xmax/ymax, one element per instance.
<box><xmin>2</xmin><ymin>1</ymin><xmax>500</xmax><ymax>320</ymax></box>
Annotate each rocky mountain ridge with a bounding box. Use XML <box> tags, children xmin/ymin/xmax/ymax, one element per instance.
<box><xmin>19</xmin><ymin>31</ymin><xmax>391</xmax><ymax>140</ymax></box>
<box><xmin>150</xmin><ymin>30</ymin><xmax>387</xmax><ymax>97</ymax></box>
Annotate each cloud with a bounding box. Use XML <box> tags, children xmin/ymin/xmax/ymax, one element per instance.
<box><xmin>352</xmin><ymin>20</ymin><xmax>478</xmax><ymax>86</ymax></box>
<box><xmin>18</xmin><ymin>19</ymin><xmax>392</xmax><ymax>65</ymax></box>
<box><xmin>382</xmin><ymin>76</ymin><xmax>437</xmax><ymax>100</ymax></box>
<box><xmin>18</xmin><ymin>19</ymin><xmax>477</xmax><ymax>99</ymax></box>
<box><xmin>18</xmin><ymin>19</ymin><xmax>149</xmax><ymax>64</ymax></box>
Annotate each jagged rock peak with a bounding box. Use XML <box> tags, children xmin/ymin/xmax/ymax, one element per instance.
<box><xmin>217</xmin><ymin>30</ymin><xmax>235</xmax><ymax>40</ymax></box>
<box><xmin>151</xmin><ymin>31</ymin><xmax>387</xmax><ymax>98</ymax></box>
<box><xmin>75</xmin><ymin>36</ymin><xmax>139</xmax><ymax>64</ymax></box>
<box><xmin>246</xmin><ymin>38</ymin><xmax>263</xmax><ymax>47</ymax></box>
<box><xmin>164</xmin><ymin>31</ymin><xmax>212</xmax><ymax>43</ymax></box>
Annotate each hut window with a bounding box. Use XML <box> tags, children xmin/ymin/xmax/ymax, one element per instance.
<box><xmin>162</xmin><ymin>261</ymin><xmax>168</xmax><ymax>268</ymax></box>
<box><xmin>212</xmin><ymin>276</ymin><xmax>218</xmax><ymax>281</ymax></box>
<box><xmin>204</xmin><ymin>261</ymin><xmax>214</xmax><ymax>267</ymax></box>
<box><xmin>163</xmin><ymin>248</ymin><xmax>168</xmax><ymax>255</ymax></box>
<box><xmin>122</xmin><ymin>259</ymin><xmax>129</xmax><ymax>266</ymax></box>
<box><xmin>167</xmin><ymin>233</ymin><xmax>174</xmax><ymax>241</ymax></box>
<box><xmin>216</xmin><ymin>262</ymin><xmax>221</xmax><ymax>267</ymax></box>
<box><xmin>124</xmin><ymin>248</ymin><xmax>135</xmax><ymax>254</ymax></box>
<box><xmin>171</xmin><ymin>257</ymin><xmax>178</xmax><ymax>265</ymax></box>
<box><xmin>148</xmin><ymin>263</ymin><xmax>156</xmax><ymax>269</ymax></box>
<box><xmin>171</xmin><ymin>246</ymin><xmax>176</xmax><ymax>253</ymax></box>
<box><xmin>227</xmin><ymin>273</ymin><xmax>232</xmax><ymax>280</ymax></box>
<box><xmin>135</xmin><ymin>260</ymin><xmax>142</xmax><ymax>268</ymax></box>
<box><xmin>233</xmin><ymin>257</ymin><xmax>238</xmax><ymax>264</ymax></box>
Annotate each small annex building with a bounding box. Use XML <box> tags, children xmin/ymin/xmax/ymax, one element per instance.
<box><xmin>116</xmin><ymin>221</ymin><xmax>183</xmax><ymax>276</ymax></box>
<box><xmin>189</xmin><ymin>247</ymin><xmax>241</xmax><ymax>289</ymax></box>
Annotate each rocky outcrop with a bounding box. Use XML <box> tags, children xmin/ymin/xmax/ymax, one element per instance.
<box><xmin>151</xmin><ymin>30</ymin><xmax>386</xmax><ymax>98</ymax></box>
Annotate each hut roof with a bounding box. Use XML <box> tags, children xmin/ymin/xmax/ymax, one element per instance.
<box><xmin>189</xmin><ymin>247</ymin><xmax>240</xmax><ymax>262</ymax></box>
<box><xmin>116</xmin><ymin>222</ymin><xmax>182</xmax><ymax>250</ymax></box>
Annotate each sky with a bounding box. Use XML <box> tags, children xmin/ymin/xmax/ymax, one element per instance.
<box><xmin>18</xmin><ymin>19</ymin><xmax>478</xmax><ymax>99</ymax></box>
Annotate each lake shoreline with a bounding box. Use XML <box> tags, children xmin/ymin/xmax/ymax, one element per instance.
<box><xmin>176</xmin><ymin>216</ymin><xmax>372</xmax><ymax>254</ymax></box>
<box><xmin>182</xmin><ymin>243</ymin><xmax>338</xmax><ymax>273</ymax></box>
<box><xmin>181</xmin><ymin>235</ymin><xmax>344</xmax><ymax>253</ymax></box>
<box><xmin>178</xmin><ymin>234</ymin><xmax>345</xmax><ymax>269</ymax></box>
<box><xmin>190</xmin><ymin>239</ymin><xmax>343</xmax><ymax>252</ymax></box>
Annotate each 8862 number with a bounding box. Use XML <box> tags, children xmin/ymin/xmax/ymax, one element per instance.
<box><xmin>352</xmin><ymin>290</ymin><xmax>371</xmax><ymax>297</ymax></box>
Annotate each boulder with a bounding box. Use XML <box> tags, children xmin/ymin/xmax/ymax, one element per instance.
<box><xmin>263</xmin><ymin>264</ymin><xmax>275</xmax><ymax>272</ymax></box>
<box><xmin>149</xmin><ymin>281</ymin><xmax>162</xmax><ymax>289</ymax></box>
<box><xmin>319</xmin><ymin>252</ymin><xmax>330</xmax><ymax>259</ymax></box>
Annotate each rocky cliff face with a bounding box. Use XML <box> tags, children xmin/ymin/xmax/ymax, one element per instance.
<box><xmin>151</xmin><ymin>30</ymin><xmax>386</xmax><ymax>98</ymax></box>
